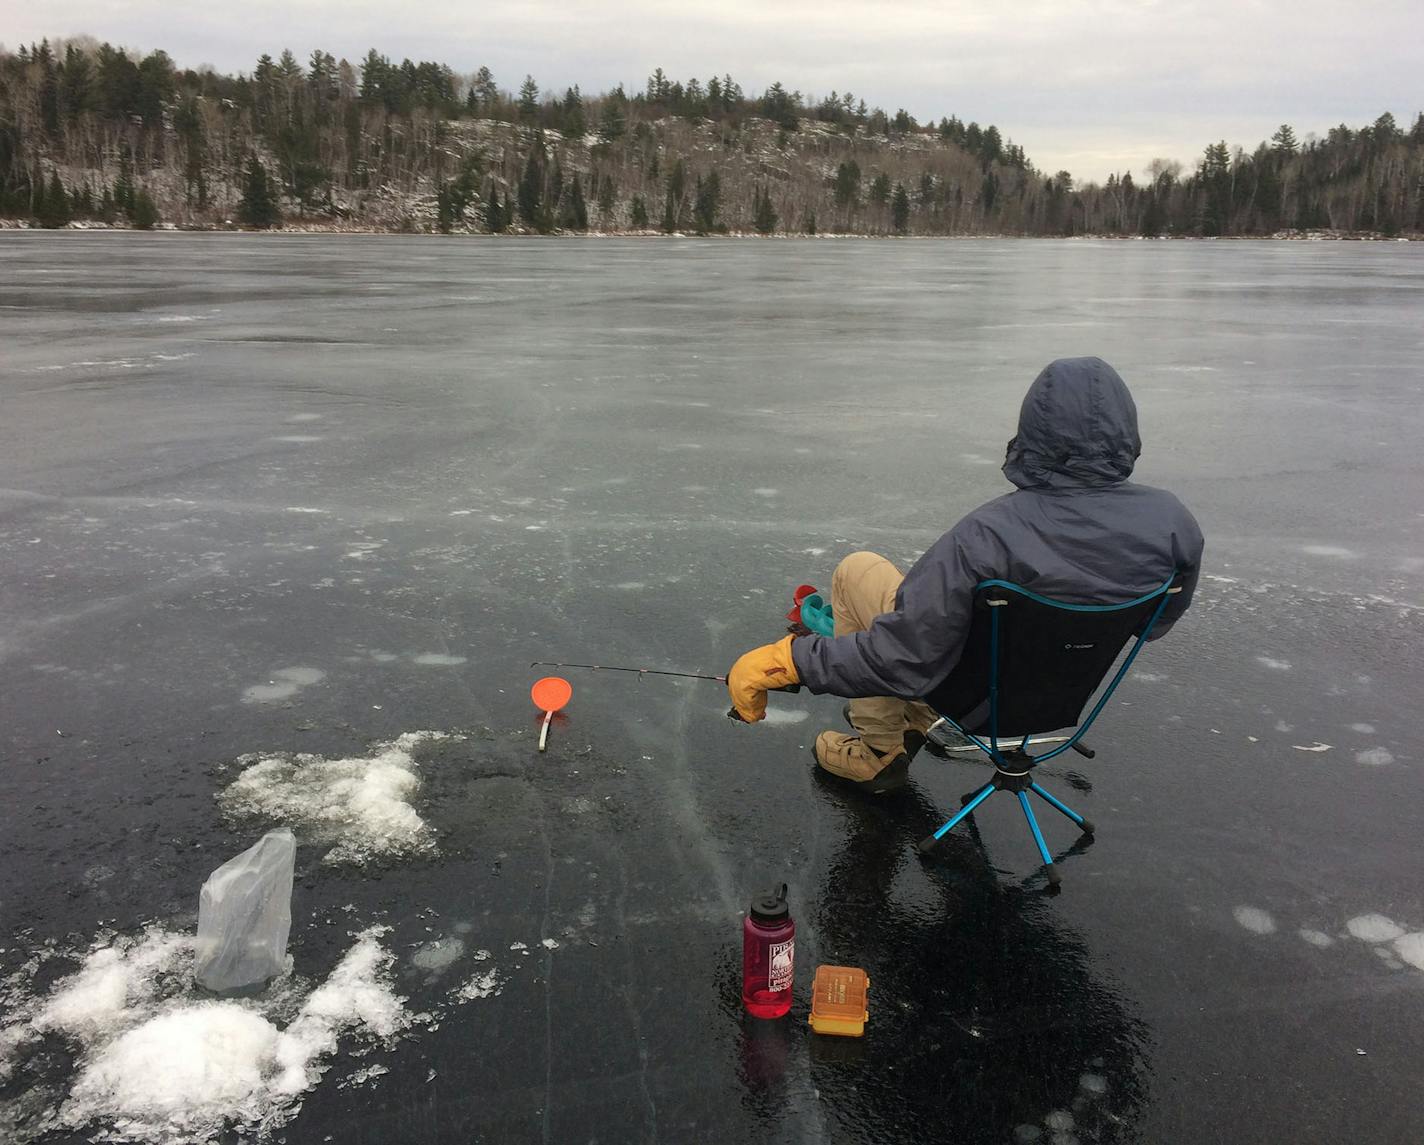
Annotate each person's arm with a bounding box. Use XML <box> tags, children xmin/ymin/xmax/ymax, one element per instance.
<box><xmin>1146</xmin><ymin>502</ymin><xmax>1205</xmax><ymax>640</ymax></box>
<box><xmin>791</xmin><ymin>525</ymin><xmax>987</xmax><ymax>699</ymax></box>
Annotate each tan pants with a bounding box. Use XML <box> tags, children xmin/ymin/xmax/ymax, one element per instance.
<box><xmin>831</xmin><ymin>551</ymin><xmax>939</xmax><ymax>754</ymax></box>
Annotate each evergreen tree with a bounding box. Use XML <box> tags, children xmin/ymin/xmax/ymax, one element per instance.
<box><xmin>869</xmin><ymin>172</ymin><xmax>891</xmax><ymax>205</ymax></box>
<box><xmin>470</xmin><ymin>66</ymin><xmax>497</xmax><ymax>113</ymax></box>
<box><xmin>1141</xmin><ymin>192</ymin><xmax>1165</xmax><ymax>238</ymax></box>
<box><xmin>1271</xmin><ymin>124</ymin><xmax>1298</xmax><ymax>157</ymax></box>
<box><xmin>484</xmin><ymin>186</ymin><xmax>506</xmax><ymax>232</ymax></box>
<box><xmin>598</xmin><ymin>99</ymin><xmax>627</xmax><ymax>142</ymax></box>
<box><xmin>753</xmin><ymin>185</ymin><xmax>777</xmax><ymax>234</ymax></box>
<box><xmin>37</xmin><ymin>42</ymin><xmax>60</xmax><ymax>136</ymax></box>
<box><xmin>60</xmin><ymin>44</ymin><xmax>94</xmax><ymax>121</ymax></box>
<box><xmin>516</xmin><ymin>138</ymin><xmax>545</xmax><ymax>227</ymax></box>
<box><xmin>561</xmin><ymin>87</ymin><xmax>586</xmax><ymax>137</ymax></box>
<box><xmin>833</xmin><ymin>160</ymin><xmax>861</xmax><ymax>207</ymax></box>
<box><xmin>596</xmin><ymin>174</ymin><xmax>616</xmax><ymax>217</ymax></box>
<box><xmin>662</xmin><ymin>158</ymin><xmax>686</xmax><ymax>232</ymax></box>
<box><xmin>692</xmin><ymin>171</ymin><xmax>722</xmax><ymax>233</ymax></box>
<box><xmin>559</xmin><ymin>172</ymin><xmax>588</xmax><ymax>230</ymax></box>
<box><xmin>131</xmin><ymin>189</ymin><xmax>159</xmax><ymax>229</ymax></box>
<box><xmin>237</xmin><ymin>156</ymin><xmax>282</xmax><ymax>228</ymax></box>
<box><xmin>803</xmin><ymin>208</ymin><xmax>817</xmax><ymax>235</ymax></box>
<box><xmin>114</xmin><ymin>149</ymin><xmax>135</xmax><ymax>212</ymax></box>
<box><xmin>629</xmin><ymin>193</ymin><xmax>649</xmax><ymax>228</ymax></box>
<box><xmin>37</xmin><ymin>170</ymin><xmax>71</xmax><ymax>227</ymax></box>
<box><xmin>891</xmin><ymin>182</ymin><xmax>911</xmax><ymax>233</ymax></box>
<box><xmin>518</xmin><ymin>76</ymin><xmax>540</xmax><ymax>122</ymax></box>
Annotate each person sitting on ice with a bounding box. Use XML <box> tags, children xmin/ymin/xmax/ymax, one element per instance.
<box><xmin>726</xmin><ymin>356</ymin><xmax>1205</xmax><ymax>793</ymax></box>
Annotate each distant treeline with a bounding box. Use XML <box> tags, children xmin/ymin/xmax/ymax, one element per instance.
<box><xmin>1</xmin><ymin>38</ymin><xmax>1421</xmax><ymax>237</ymax></box>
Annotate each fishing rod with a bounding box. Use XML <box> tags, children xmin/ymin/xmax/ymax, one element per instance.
<box><xmin>530</xmin><ymin>660</ymin><xmax>727</xmax><ymax>683</ymax></box>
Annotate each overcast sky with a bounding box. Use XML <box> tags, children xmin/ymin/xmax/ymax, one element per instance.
<box><xmin>5</xmin><ymin>1</ymin><xmax>1421</xmax><ymax>182</ymax></box>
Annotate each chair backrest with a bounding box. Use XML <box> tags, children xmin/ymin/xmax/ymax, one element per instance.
<box><xmin>923</xmin><ymin>577</ymin><xmax>1179</xmax><ymax>739</ymax></box>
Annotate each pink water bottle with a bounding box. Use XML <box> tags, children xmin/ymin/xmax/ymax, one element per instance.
<box><xmin>742</xmin><ymin>884</ymin><xmax>795</xmax><ymax>1018</ymax></box>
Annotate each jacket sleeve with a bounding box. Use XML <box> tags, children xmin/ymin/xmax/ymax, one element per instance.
<box><xmin>791</xmin><ymin>525</ymin><xmax>988</xmax><ymax>699</ymax></box>
<box><xmin>1146</xmin><ymin>501</ymin><xmax>1205</xmax><ymax>640</ymax></box>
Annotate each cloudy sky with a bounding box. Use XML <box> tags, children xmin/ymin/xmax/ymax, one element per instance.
<box><xmin>5</xmin><ymin>0</ymin><xmax>1420</xmax><ymax>182</ymax></box>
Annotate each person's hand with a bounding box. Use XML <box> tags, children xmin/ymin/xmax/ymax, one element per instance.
<box><xmin>726</xmin><ymin>636</ymin><xmax>800</xmax><ymax>723</ymax></box>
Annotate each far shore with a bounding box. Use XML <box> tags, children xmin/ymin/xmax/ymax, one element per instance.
<box><xmin>2</xmin><ymin>220</ymin><xmax>1419</xmax><ymax>242</ymax></box>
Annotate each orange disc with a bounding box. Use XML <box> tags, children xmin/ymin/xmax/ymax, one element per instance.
<box><xmin>531</xmin><ymin>676</ymin><xmax>572</xmax><ymax>712</ymax></box>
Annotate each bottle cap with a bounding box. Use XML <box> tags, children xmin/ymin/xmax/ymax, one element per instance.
<box><xmin>750</xmin><ymin>883</ymin><xmax>789</xmax><ymax>923</ymax></box>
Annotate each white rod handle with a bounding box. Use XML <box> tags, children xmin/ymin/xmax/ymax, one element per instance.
<box><xmin>538</xmin><ymin>709</ymin><xmax>552</xmax><ymax>752</ymax></box>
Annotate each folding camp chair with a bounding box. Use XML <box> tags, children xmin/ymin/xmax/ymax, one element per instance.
<box><xmin>915</xmin><ymin>574</ymin><xmax>1183</xmax><ymax>886</ymax></box>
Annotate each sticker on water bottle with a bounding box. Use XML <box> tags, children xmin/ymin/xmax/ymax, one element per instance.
<box><xmin>768</xmin><ymin>938</ymin><xmax>794</xmax><ymax>992</ymax></box>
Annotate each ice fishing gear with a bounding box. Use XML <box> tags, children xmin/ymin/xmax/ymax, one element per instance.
<box><xmin>529</xmin><ymin>661</ymin><xmax>728</xmax><ymax>683</ymax></box>
<box><xmin>530</xmin><ymin>676</ymin><xmax>572</xmax><ymax>752</ymax></box>
<box><xmin>784</xmin><ymin>584</ymin><xmax>834</xmax><ymax>637</ymax></box>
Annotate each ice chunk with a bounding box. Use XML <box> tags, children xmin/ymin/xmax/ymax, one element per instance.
<box><xmin>1233</xmin><ymin>906</ymin><xmax>1276</xmax><ymax>934</ymax></box>
<box><xmin>1346</xmin><ymin>914</ymin><xmax>1404</xmax><ymax>943</ymax></box>
<box><xmin>195</xmin><ymin>829</ymin><xmax>296</xmax><ymax>994</ymax></box>
<box><xmin>1392</xmin><ymin>933</ymin><xmax>1424</xmax><ymax>970</ymax></box>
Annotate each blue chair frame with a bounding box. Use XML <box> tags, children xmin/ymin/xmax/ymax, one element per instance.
<box><xmin>916</xmin><ymin>575</ymin><xmax>1181</xmax><ymax>887</ymax></box>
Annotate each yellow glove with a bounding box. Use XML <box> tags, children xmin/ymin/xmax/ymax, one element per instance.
<box><xmin>727</xmin><ymin>636</ymin><xmax>800</xmax><ymax>723</ymax></box>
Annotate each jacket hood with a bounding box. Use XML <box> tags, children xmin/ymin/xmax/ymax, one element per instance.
<box><xmin>1002</xmin><ymin>357</ymin><xmax>1141</xmax><ymax>490</ymax></box>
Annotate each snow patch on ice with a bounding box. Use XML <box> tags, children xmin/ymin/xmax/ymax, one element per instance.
<box><xmin>219</xmin><ymin>732</ymin><xmax>457</xmax><ymax>865</ymax></box>
<box><xmin>272</xmin><ymin>435</ymin><xmax>323</xmax><ymax>444</ymax></box>
<box><xmin>242</xmin><ymin>666</ymin><xmax>326</xmax><ymax>704</ymax></box>
<box><xmin>1302</xmin><ymin>544</ymin><xmax>1356</xmax><ymax>559</ymax></box>
<box><xmin>1355</xmin><ymin>747</ymin><xmax>1394</xmax><ymax>766</ymax></box>
<box><xmin>1298</xmin><ymin>928</ymin><xmax>1335</xmax><ymax>948</ymax></box>
<box><xmin>411</xmin><ymin>653</ymin><xmax>466</xmax><ymax>667</ymax></box>
<box><xmin>451</xmin><ymin>969</ymin><xmax>501</xmax><ymax>1001</ymax></box>
<box><xmin>1255</xmin><ymin>656</ymin><xmax>1291</xmax><ymax>671</ymax></box>
<box><xmin>761</xmin><ymin>708</ymin><xmax>810</xmax><ymax>725</ymax></box>
<box><xmin>752</xmin><ymin>488</ymin><xmax>778</xmax><ymax>497</ymax></box>
<box><xmin>1</xmin><ymin>927</ymin><xmax>408</xmax><ymax>1143</ymax></box>
<box><xmin>1130</xmin><ymin>671</ymin><xmax>1167</xmax><ymax>683</ymax></box>
<box><xmin>1346</xmin><ymin>914</ymin><xmax>1404</xmax><ymax>943</ymax></box>
<box><xmin>411</xmin><ymin>938</ymin><xmax>465</xmax><ymax>976</ymax></box>
<box><xmin>286</xmin><ymin>413</ymin><xmax>322</xmax><ymax>422</ymax></box>
<box><xmin>1349</xmin><ymin>722</ymin><xmax>1376</xmax><ymax>734</ymax></box>
<box><xmin>1233</xmin><ymin>906</ymin><xmax>1276</xmax><ymax>934</ymax></box>
<box><xmin>1394</xmin><ymin>933</ymin><xmax>1424</xmax><ymax>970</ymax></box>
<box><xmin>283</xmin><ymin>506</ymin><xmax>330</xmax><ymax>514</ymax></box>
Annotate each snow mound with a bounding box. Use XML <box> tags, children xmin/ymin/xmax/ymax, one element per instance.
<box><xmin>220</xmin><ymin>732</ymin><xmax>458</xmax><ymax>864</ymax></box>
<box><xmin>1</xmin><ymin>926</ymin><xmax>410</xmax><ymax>1144</ymax></box>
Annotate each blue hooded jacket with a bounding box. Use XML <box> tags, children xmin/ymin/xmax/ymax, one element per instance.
<box><xmin>791</xmin><ymin>357</ymin><xmax>1205</xmax><ymax>699</ymax></box>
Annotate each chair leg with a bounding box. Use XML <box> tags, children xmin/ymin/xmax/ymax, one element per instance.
<box><xmin>917</xmin><ymin>784</ymin><xmax>997</xmax><ymax>853</ymax></box>
<box><xmin>1016</xmin><ymin>791</ymin><xmax>1061</xmax><ymax>886</ymax></box>
<box><xmin>1029</xmin><ymin>782</ymin><xmax>1095</xmax><ymax>836</ymax></box>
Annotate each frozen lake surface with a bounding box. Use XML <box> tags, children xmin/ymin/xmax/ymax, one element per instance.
<box><xmin>2</xmin><ymin>234</ymin><xmax>1422</xmax><ymax>1143</ymax></box>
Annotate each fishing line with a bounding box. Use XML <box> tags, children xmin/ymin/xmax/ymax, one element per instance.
<box><xmin>529</xmin><ymin>660</ymin><xmax>727</xmax><ymax>683</ymax></box>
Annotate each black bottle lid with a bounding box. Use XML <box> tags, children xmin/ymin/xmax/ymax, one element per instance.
<box><xmin>750</xmin><ymin>883</ymin><xmax>790</xmax><ymax>923</ymax></box>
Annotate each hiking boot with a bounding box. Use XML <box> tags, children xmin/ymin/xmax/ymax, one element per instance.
<box><xmin>813</xmin><ymin>731</ymin><xmax>911</xmax><ymax>793</ymax></box>
<box><xmin>842</xmin><ymin>704</ymin><xmax>948</xmax><ymax>759</ymax></box>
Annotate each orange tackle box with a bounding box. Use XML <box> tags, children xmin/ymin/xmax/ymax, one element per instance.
<box><xmin>808</xmin><ymin>964</ymin><xmax>870</xmax><ymax>1037</ymax></box>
